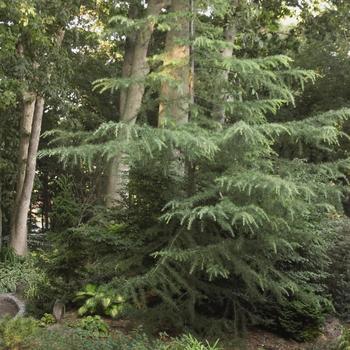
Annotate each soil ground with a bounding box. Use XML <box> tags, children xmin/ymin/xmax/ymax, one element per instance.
<box><xmin>0</xmin><ymin>300</ymin><xmax>18</xmax><ymax>317</ymax></box>
<box><xmin>223</xmin><ymin>318</ymin><xmax>342</xmax><ymax>349</ymax></box>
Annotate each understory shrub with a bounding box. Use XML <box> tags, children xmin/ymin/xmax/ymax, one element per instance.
<box><xmin>253</xmin><ymin>216</ymin><xmax>337</xmax><ymax>340</ymax></box>
<box><xmin>37</xmin><ymin>215</ymin><xmax>129</xmax><ymax>303</ymax></box>
<box><xmin>337</xmin><ymin>327</ymin><xmax>350</xmax><ymax>350</ymax></box>
<box><xmin>50</xmin><ymin>176</ymin><xmax>82</xmax><ymax>231</ymax></box>
<box><xmin>71</xmin><ymin>315</ymin><xmax>109</xmax><ymax>337</ymax></box>
<box><xmin>39</xmin><ymin>313</ymin><xmax>56</xmax><ymax>327</ymax></box>
<box><xmin>24</xmin><ymin>327</ymin><xmax>221</xmax><ymax>350</ymax></box>
<box><xmin>306</xmin><ymin>340</ymin><xmax>339</xmax><ymax>350</ymax></box>
<box><xmin>169</xmin><ymin>334</ymin><xmax>222</xmax><ymax>350</ymax></box>
<box><xmin>274</xmin><ymin>294</ymin><xmax>330</xmax><ymax>341</ymax></box>
<box><xmin>0</xmin><ymin>249</ymin><xmax>48</xmax><ymax>299</ymax></box>
<box><xmin>327</xmin><ymin>217</ymin><xmax>350</xmax><ymax>321</ymax></box>
<box><xmin>306</xmin><ymin>326</ymin><xmax>350</xmax><ymax>350</ymax></box>
<box><xmin>25</xmin><ymin>328</ymin><xmax>124</xmax><ymax>350</ymax></box>
<box><xmin>0</xmin><ymin>317</ymin><xmax>39</xmax><ymax>350</ymax></box>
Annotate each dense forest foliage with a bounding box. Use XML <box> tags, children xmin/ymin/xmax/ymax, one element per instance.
<box><xmin>1</xmin><ymin>0</ymin><xmax>350</xmax><ymax>349</ymax></box>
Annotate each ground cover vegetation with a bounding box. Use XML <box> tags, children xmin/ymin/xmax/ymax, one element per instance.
<box><xmin>2</xmin><ymin>0</ymin><xmax>350</xmax><ymax>349</ymax></box>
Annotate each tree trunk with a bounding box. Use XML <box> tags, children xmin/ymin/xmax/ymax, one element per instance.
<box><xmin>105</xmin><ymin>0</ymin><xmax>168</xmax><ymax>208</ymax></box>
<box><xmin>158</xmin><ymin>0</ymin><xmax>191</xmax><ymax>184</ymax></box>
<box><xmin>10</xmin><ymin>96</ymin><xmax>45</xmax><ymax>255</ymax></box>
<box><xmin>158</xmin><ymin>0</ymin><xmax>191</xmax><ymax>126</ymax></box>
<box><xmin>10</xmin><ymin>92</ymin><xmax>36</xmax><ymax>247</ymax></box>
<box><xmin>0</xmin><ymin>183</ymin><xmax>2</xmax><ymax>250</ymax></box>
<box><xmin>42</xmin><ymin>171</ymin><xmax>50</xmax><ymax>231</ymax></box>
<box><xmin>119</xmin><ymin>4</ymin><xmax>139</xmax><ymax>117</ymax></box>
<box><xmin>213</xmin><ymin>0</ymin><xmax>238</xmax><ymax>124</ymax></box>
<box><xmin>10</xmin><ymin>29</ymin><xmax>65</xmax><ymax>255</ymax></box>
<box><xmin>10</xmin><ymin>92</ymin><xmax>37</xmax><ymax>239</ymax></box>
<box><xmin>105</xmin><ymin>153</ymin><xmax>125</xmax><ymax>208</ymax></box>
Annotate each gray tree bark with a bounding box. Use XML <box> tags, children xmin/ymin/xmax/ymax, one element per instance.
<box><xmin>0</xmin><ymin>183</ymin><xmax>2</xmax><ymax>250</ymax></box>
<box><xmin>11</xmin><ymin>96</ymin><xmax>45</xmax><ymax>256</ymax></box>
<box><xmin>158</xmin><ymin>0</ymin><xmax>191</xmax><ymax>126</ymax></box>
<box><xmin>11</xmin><ymin>93</ymin><xmax>36</xmax><ymax>218</ymax></box>
<box><xmin>105</xmin><ymin>0</ymin><xmax>169</xmax><ymax>208</ymax></box>
<box><xmin>10</xmin><ymin>96</ymin><xmax>45</xmax><ymax>255</ymax></box>
<box><xmin>158</xmin><ymin>0</ymin><xmax>191</xmax><ymax>184</ymax></box>
<box><xmin>10</xmin><ymin>29</ymin><xmax>65</xmax><ymax>255</ymax></box>
<box><xmin>10</xmin><ymin>92</ymin><xmax>36</xmax><ymax>253</ymax></box>
<box><xmin>214</xmin><ymin>0</ymin><xmax>238</xmax><ymax>124</ymax></box>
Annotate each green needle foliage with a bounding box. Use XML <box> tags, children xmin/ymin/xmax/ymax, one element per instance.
<box><xmin>40</xmin><ymin>0</ymin><xmax>350</xmax><ymax>337</ymax></box>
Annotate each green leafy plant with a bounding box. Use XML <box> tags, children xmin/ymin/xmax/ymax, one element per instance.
<box><xmin>72</xmin><ymin>315</ymin><xmax>109</xmax><ymax>337</ymax></box>
<box><xmin>260</xmin><ymin>289</ymin><xmax>333</xmax><ymax>342</ymax></box>
<box><xmin>75</xmin><ymin>284</ymin><xmax>126</xmax><ymax>318</ymax></box>
<box><xmin>327</xmin><ymin>218</ymin><xmax>350</xmax><ymax>321</ymax></box>
<box><xmin>38</xmin><ymin>216</ymin><xmax>128</xmax><ymax>304</ymax></box>
<box><xmin>168</xmin><ymin>334</ymin><xmax>222</xmax><ymax>350</ymax></box>
<box><xmin>0</xmin><ymin>317</ymin><xmax>39</xmax><ymax>349</ymax></box>
<box><xmin>51</xmin><ymin>176</ymin><xmax>81</xmax><ymax>231</ymax></box>
<box><xmin>25</xmin><ymin>327</ymin><xmax>220</xmax><ymax>350</ymax></box>
<box><xmin>0</xmin><ymin>252</ymin><xmax>48</xmax><ymax>299</ymax></box>
<box><xmin>337</xmin><ymin>327</ymin><xmax>350</xmax><ymax>350</ymax></box>
<box><xmin>0</xmin><ymin>247</ymin><xmax>17</xmax><ymax>264</ymax></box>
<box><xmin>26</xmin><ymin>327</ymin><xmax>124</xmax><ymax>350</ymax></box>
<box><xmin>277</xmin><ymin>298</ymin><xmax>327</xmax><ymax>341</ymax></box>
<box><xmin>39</xmin><ymin>313</ymin><xmax>56</xmax><ymax>327</ymax></box>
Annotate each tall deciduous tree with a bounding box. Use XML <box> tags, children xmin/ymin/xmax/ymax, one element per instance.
<box><xmin>10</xmin><ymin>92</ymin><xmax>36</xmax><ymax>254</ymax></box>
<box><xmin>213</xmin><ymin>0</ymin><xmax>238</xmax><ymax>124</ymax></box>
<box><xmin>10</xmin><ymin>26</ymin><xmax>66</xmax><ymax>255</ymax></box>
<box><xmin>105</xmin><ymin>0</ymin><xmax>169</xmax><ymax>208</ymax></box>
<box><xmin>158</xmin><ymin>0</ymin><xmax>190</xmax><ymax>126</ymax></box>
<box><xmin>11</xmin><ymin>96</ymin><xmax>44</xmax><ymax>254</ymax></box>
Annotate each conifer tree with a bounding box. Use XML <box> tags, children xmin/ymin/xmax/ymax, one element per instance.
<box><xmin>42</xmin><ymin>0</ymin><xmax>350</xmax><ymax>331</ymax></box>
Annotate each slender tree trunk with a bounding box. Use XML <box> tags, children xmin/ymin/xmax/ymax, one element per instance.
<box><xmin>10</xmin><ymin>92</ymin><xmax>37</xmax><ymax>238</ymax></box>
<box><xmin>42</xmin><ymin>171</ymin><xmax>50</xmax><ymax>231</ymax></box>
<box><xmin>0</xmin><ymin>183</ymin><xmax>2</xmax><ymax>250</ymax></box>
<box><xmin>214</xmin><ymin>0</ymin><xmax>238</xmax><ymax>124</ymax></box>
<box><xmin>189</xmin><ymin>0</ymin><xmax>195</xmax><ymax>113</ymax></box>
<box><xmin>158</xmin><ymin>0</ymin><xmax>191</xmax><ymax>186</ymax></box>
<box><xmin>187</xmin><ymin>0</ymin><xmax>196</xmax><ymax>195</ymax></box>
<box><xmin>10</xmin><ymin>29</ymin><xmax>65</xmax><ymax>255</ymax></box>
<box><xmin>158</xmin><ymin>0</ymin><xmax>191</xmax><ymax>126</ymax></box>
<box><xmin>105</xmin><ymin>0</ymin><xmax>168</xmax><ymax>208</ymax></box>
<box><xmin>106</xmin><ymin>154</ymin><xmax>125</xmax><ymax>208</ymax></box>
<box><xmin>10</xmin><ymin>97</ymin><xmax>45</xmax><ymax>255</ymax></box>
<box><xmin>10</xmin><ymin>92</ymin><xmax>36</xmax><ymax>248</ymax></box>
<box><xmin>119</xmin><ymin>4</ymin><xmax>139</xmax><ymax>117</ymax></box>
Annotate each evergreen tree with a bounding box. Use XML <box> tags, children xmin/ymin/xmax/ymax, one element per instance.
<box><xmin>41</xmin><ymin>0</ymin><xmax>350</xmax><ymax>333</ymax></box>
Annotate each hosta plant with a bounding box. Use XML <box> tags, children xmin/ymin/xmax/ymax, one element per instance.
<box><xmin>72</xmin><ymin>316</ymin><xmax>109</xmax><ymax>338</ymax></box>
<box><xmin>75</xmin><ymin>284</ymin><xmax>126</xmax><ymax>318</ymax></box>
<box><xmin>39</xmin><ymin>313</ymin><xmax>56</xmax><ymax>327</ymax></box>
